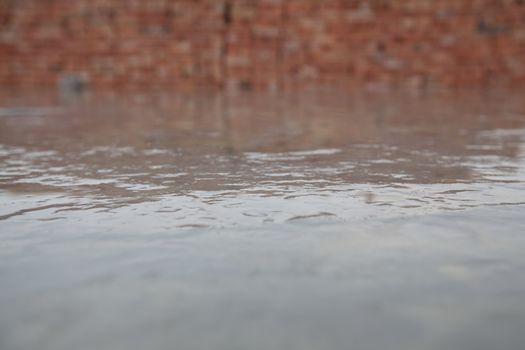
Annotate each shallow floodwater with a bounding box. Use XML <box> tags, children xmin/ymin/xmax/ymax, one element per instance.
<box><xmin>1</xmin><ymin>88</ymin><xmax>525</xmax><ymax>350</ymax></box>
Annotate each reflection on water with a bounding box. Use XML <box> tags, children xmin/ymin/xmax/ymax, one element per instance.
<box><xmin>1</xmin><ymin>88</ymin><xmax>525</xmax><ymax>350</ymax></box>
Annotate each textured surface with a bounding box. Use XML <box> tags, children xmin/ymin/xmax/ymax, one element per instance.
<box><xmin>1</xmin><ymin>0</ymin><xmax>525</xmax><ymax>89</ymax></box>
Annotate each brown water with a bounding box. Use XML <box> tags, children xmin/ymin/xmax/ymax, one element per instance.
<box><xmin>1</xmin><ymin>88</ymin><xmax>525</xmax><ymax>350</ymax></box>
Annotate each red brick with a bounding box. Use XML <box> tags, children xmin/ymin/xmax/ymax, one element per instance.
<box><xmin>1</xmin><ymin>0</ymin><xmax>525</xmax><ymax>90</ymax></box>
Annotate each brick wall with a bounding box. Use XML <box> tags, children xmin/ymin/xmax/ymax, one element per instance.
<box><xmin>1</xmin><ymin>0</ymin><xmax>525</xmax><ymax>90</ymax></box>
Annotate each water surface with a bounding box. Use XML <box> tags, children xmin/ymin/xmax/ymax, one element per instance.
<box><xmin>1</xmin><ymin>88</ymin><xmax>525</xmax><ymax>350</ymax></box>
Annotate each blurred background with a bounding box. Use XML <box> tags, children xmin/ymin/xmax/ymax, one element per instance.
<box><xmin>1</xmin><ymin>0</ymin><xmax>525</xmax><ymax>91</ymax></box>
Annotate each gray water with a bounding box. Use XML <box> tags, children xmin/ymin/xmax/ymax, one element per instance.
<box><xmin>1</xmin><ymin>88</ymin><xmax>525</xmax><ymax>350</ymax></box>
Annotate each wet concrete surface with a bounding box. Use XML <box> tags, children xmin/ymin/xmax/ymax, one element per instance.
<box><xmin>1</xmin><ymin>88</ymin><xmax>525</xmax><ymax>350</ymax></box>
